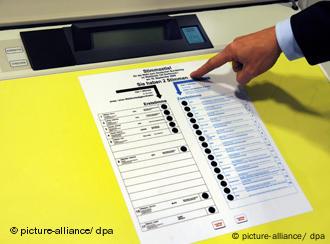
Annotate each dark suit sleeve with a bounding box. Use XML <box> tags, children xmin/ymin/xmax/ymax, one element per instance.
<box><xmin>291</xmin><ymin>1</ymin><xmax>330</xmax><ymax>65</ymax></box>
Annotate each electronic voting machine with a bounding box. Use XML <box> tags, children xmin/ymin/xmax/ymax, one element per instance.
<box><xmin>0</xmin><ymin>1</ymin><xmax>329</xmax><ymax>244</ymax></box>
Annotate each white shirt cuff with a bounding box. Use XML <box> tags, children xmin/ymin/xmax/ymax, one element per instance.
<box><xmin>275</xmin><ymin>18</ymin><xmax>304</xmax><ymax>60</ymax></box>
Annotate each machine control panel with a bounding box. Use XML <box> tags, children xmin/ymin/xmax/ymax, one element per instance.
<box><xmin>20</xmin><ymin>14</ymin><xmax>213</xmax><ymax>70</ymax></box>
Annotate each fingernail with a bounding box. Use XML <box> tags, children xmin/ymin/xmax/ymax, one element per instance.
<box><xmin>190</xmin><ymin>71</ymin><xmax>197</xmax><ymax>78</ymax></box>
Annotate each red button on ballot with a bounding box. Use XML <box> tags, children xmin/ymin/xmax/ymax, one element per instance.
<box><xmin>235</xmin><ymin>214</ymin><xmax>248</xmax><ymax>224</ymax></box>
<box><xmin>212</xmin><ymin>219</ymin><xmax>225</xmax><ymax>230</ymax></box>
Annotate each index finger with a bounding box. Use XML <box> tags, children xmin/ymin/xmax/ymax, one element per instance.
<box><xmin>190</xmin><ymin>48</ymin><xmax>233</xmax><ymax>79</ymax></box>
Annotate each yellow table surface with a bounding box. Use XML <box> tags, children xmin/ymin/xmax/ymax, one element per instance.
<box><xmin>0</xmin><ymin>54</ymin><xmax>329</xmax><ymax>244</ymax></box>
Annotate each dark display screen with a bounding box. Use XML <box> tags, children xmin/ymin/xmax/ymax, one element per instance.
<box><xmin>92</xmin><ymin>26</ymin><xmax>164</xmax><ymax>49</ymax></box>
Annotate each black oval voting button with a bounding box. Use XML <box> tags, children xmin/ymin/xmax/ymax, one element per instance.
<box><xmin>190</xmin><ymin>118</ymin><xmax>196</xmax><ymax>123</ymax></box>
<box><xmin>201</xmin><ymin>142</ymin><xmax>208</xmax><ymax>148</ymax></box>
<box><xmin>161</xmin><ymin>104</ymin><xmax>167</xmax><ymax>109</ymax></box>
<box><xmin>184</xmin><ymin>107</ymin><xmax>191</xmax><ymax>112</ymax></box>
<box><xmin>227</xmin><ymin>194</ymin><xmax>234</xmax><ymax>201</ymax></box>
<box><xmin>217</xmin><ymin>174</ymin><xmax>224</xmax><ymax>180</ymax></box>
<box><xmin>214</xmin><ymin>167</ymin><xmax>220</xmax><ymax>173</ymax></box>
<box><xmin>181</xmin><ymin>101</ymin><xmax>188</xmax><ymax>106</ymax></box>
<box><xmin>169</xmin><ymin>122</ymin><xmax>176</xmax><ymax>127</ymax></box>
<box><xmin>198</xmin><ymin>136</ymin><xmax>205</xmax><ymax>142</ymax></box>
<box><xmin>172</xmin><ymin>128</ymin><xmax>179</xmax><ymax>133</ymax></box>
<box><xmin>187</xmin><ymin>112</ymin><xmax>193</xmax><ymax>117</ymax></box>
<box><xmin>208</xmin><ymin>155</ymin><xmax>214</xmax><ymax>160</ymax></box>
<box><xmin>201</xmin><ymin>192</ymin><xmax>209</xmax><ymax>199</ymax></box>
<box><xmin>220</xmin><ymin>181</ymin><xmax>227</xmax><ymax>187</ymax></box>
<box><xmin>208</xmin><ymin>206</ymin><xmax>216</xmax><ymax>214</ymax></box>
<box><xmin>166</xmin><ymin>116</ymin><xmax>173</xmax><ymax>121</ymax></box>
<box><xmin>211</xmin><ymin>161</ymin><xmax>217</xmax><ymax>167</ymax></box>
<box><xmin>163</xmin><ymin>110</ymin><xmax>170</xmax><ymax>115</ymax></box>
<box><xmin>180</xmin><ymin>146</ymin><xmax>187</xmax><ymax>152</ymax></box>
<box><xmin>224</xmin><ymin>187</ymin><xmax>231</xmax><ymax>194</ymax></box>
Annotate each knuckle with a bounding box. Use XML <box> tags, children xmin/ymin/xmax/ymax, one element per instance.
<box><xmin>227</xmin><ymin>42</ymin><xmax>236</xmax><ymax>51</ymax></box>
<box><xmin>227</xmin><ymin>41</ymin><xmax>239</xmax><ymax>56</ymax></box>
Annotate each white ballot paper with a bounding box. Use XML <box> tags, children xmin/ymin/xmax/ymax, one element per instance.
<box><xmin>80</xmin><ymin>59</ymin><xmax>311</xmax><ymax>244</ymax></box>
